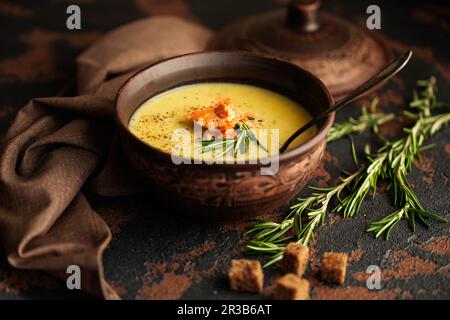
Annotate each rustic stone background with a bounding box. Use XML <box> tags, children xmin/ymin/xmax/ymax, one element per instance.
<box><xmin>0</xmin><ymin>0</ymin><xmax>449</xmax><ymax>299</ymax></box>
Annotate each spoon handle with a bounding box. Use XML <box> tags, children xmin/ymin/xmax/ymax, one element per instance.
<box><xmin>280</xmin><ymin>51</ymin><xmax>412</xmax><ymax>153</ymax></box>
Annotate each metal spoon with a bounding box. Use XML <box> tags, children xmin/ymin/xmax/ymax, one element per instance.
<box><xmin>280</xmin><ymin>51</ymin><xmax>413</xmax><ymax>153</ymax></box>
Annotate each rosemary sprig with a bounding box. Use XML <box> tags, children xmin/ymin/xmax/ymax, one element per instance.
<box><xmin>333</xmin><ymin>78</ymin><xmax>448</xmax><ymax>235</ymax></box>
<box><xmin>245</xmin><ymin>170</ymin><xmax>361</xmax><ymax>267</ymax></box>
<box><xmin>200</xmin><ymin>122</ymin><xmax>267</xmax><ymax>158</ymax></box>
<box><xmin>201</xmin><ymin>139</ymin><xmax>236</xmax><ymax>158</ymax></box>
<box><xmin>327</xmin><ymin>98</ymin><xmax>395</xmax><ymax>142</ymax></box>
<box><xmin>367</xmin><ymin>78</ymin><xmax>449</xmax><ymax>238</ymax></box>
<box><xmin>244</xmin><ymin>77</ymin><xmax>449</xmax><ymax>266</ymax></box>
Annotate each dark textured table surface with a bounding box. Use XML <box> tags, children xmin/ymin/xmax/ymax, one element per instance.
<box><xmin>0</xmin><ymin>0</ymin><xmax>449</xmax><ymax>300</ymax></box>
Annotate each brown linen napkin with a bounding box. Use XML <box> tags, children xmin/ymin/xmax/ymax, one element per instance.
<box><xmin>0</xmin><ymin>16</ymin><xmax>212</xmax><ymax>299</ymax></box>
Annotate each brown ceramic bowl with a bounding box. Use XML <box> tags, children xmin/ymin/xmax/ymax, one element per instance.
<box><xmin>115</xmin><ymin>51</ymin><xmax>334</xmax><ymax>221</ymax></box>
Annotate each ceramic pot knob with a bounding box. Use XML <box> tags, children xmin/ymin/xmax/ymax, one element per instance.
<box><xmin>286</xmin><ymin>0</ymin><xmax>321</xmax><ymax>32</ymax></box>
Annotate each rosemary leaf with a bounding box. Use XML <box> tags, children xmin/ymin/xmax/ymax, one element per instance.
<box><xmin>200</xmin><ymin>121</ymin><xmax>267</xmax><ymax>159</ymax></box>
<box><xmin>327</xmin><ymin>98</ymin><xmax>394</xmax><ymax>142</ymax></box>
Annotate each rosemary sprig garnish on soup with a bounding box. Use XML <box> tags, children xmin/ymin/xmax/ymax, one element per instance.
<box><xmin>245</xmin><ymin>77</ymin><xmax>449</xmax><ymax>268</ymax></box>
<box><xmin>200</xmin><ymin>122</ymin><xmax>268</xmax><ymax>158</ymax></box>
<box><xmin>191</xmin><ymin>98</ymin><xmax>268</xmax><ymax>158</ymax></box>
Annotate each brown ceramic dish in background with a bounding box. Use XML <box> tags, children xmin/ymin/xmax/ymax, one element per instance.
<box><xmin>115</xmin><ymin>51</ymin><xmax>334</xmax><ymax>221</ymax></box>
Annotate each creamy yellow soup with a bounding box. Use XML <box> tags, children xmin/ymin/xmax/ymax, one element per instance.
<box><xmin>129</xmin><ymin>83</ymin><xmax>316</xmax><ymax>160</ymax></box>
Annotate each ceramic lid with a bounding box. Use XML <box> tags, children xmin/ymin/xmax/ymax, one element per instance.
<box><xmin>208</xmin><ymin>0</ymin><xmax>393</xmax><ymax>99</ymax></box>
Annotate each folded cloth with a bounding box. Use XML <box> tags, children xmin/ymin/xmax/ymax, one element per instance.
<box><xmin>0</xmin><ymin>16</ymin><xmax>212</xmax><ymax>299</ymax></box>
